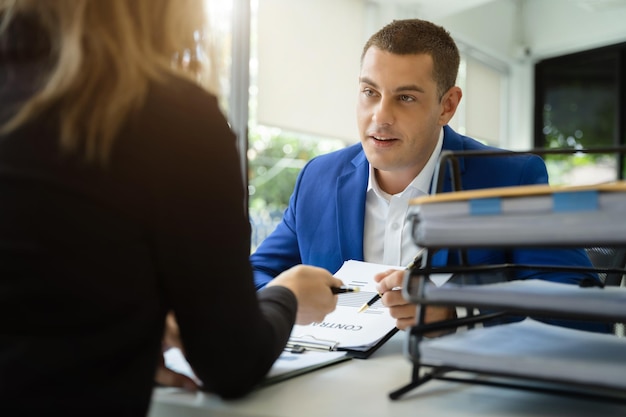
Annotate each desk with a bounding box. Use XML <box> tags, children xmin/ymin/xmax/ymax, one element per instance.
<box><xmin>148</xmin><ymin>332</ymin><xmax>626</xmax><ymax>417</ymax></box>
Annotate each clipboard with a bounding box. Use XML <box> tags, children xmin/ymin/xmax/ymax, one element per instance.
<box><xmin>258</xmin><ymin>350</ymin><xmax>352</xmax><ymax>388</ymax></box>
<box><xmin>288</xmin><ymin>260</ymin><xmax>403</xmax><ymax>359</ymax></box>
<box><xmin>287</xmin><ymin>324</ymin><xmax>400</xmax><ymax>359</ymax></box>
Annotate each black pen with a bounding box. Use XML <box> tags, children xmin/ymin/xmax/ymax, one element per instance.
<box><xmin>331</xmin><ymin>286</ymin><xmax>361</xmax><ymax>294</ymax></box>
<box><xmin>357</xmin><ymin>248</ymin><xmax>426</xmax><ymax>313</ymax></box>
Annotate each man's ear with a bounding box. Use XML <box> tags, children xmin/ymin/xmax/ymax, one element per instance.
<box><xmin>438</xmin><ymin>86</ymin><xmax>462</xmax><ymax>125</ymax></box>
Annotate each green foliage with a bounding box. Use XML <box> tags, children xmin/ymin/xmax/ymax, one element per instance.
<box><xmin>247</xmin><ymin>126</ymin><xmax>344</xmax><ymax>212</ymax></box>
<box><xmin>543</xmin><ymin>85</ymin><xmax>614</xmax><ymax>147</ymax></box>
<box><xmin>541</xmin><ymin>76</ymin><xmax>618</xmax><ymax>182</ymax></box>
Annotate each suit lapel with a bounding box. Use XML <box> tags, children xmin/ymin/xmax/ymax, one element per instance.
<box><xmin>336</xmin><ymin>151</ymin><xmax>369</xmax><ymax>262</ymax></box>
<box><xmin>435</xmin><ymin>125</ymin><xmax>467</xmax><ymax>193</ymax></box>
<box><xmin>427</xmin><ymin>125</ymin><xmax>467</xmax><ymax>264</ymax></box>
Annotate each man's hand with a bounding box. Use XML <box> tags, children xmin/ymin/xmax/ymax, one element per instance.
<box><xmin>374</xmin><ymin>269</ymin><xmax>456</xmax><ymax>333</ymax></box>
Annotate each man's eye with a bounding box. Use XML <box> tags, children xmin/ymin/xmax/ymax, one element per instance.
<box><xmin>400</xmin><ymin>95</ymin><xmax>415</xmax><ymax>102</ymax></box>
<box><xmin>363</xmin><ymin>89</ymin><xmax>375</xmax><ymax>97</ymax></box>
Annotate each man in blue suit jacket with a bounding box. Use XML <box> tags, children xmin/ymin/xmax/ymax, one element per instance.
<box><xmin>251</xmin><ymin>19</ymin><xmax>608</xmax><ymax>333</ymax></box>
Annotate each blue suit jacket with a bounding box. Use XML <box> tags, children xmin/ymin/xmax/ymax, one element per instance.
<box><xmin>251</xmin><ymin>126</ymin><xmax>609</xmax><ymax>332</ymax></box>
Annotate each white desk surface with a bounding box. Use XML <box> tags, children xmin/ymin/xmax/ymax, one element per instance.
<box><xmin>148</xmin><ymin>332</ymin><xmax>626</xmax><ymax>417</ymax></box>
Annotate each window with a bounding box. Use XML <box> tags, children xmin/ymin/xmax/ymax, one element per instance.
<box><xmin>248</xmin><ymin>0</ymin><xmax>360</xmax><ymax>250</ymax></box>
<box><xmin>534</xmin><ymin>42</ymin><xmax>626</xmax><ymax>184</ymax></box>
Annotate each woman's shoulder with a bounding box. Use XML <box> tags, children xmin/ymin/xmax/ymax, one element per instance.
<box><xmin>145</xmin><ymin>75</ymin><xmax>223</xmax><ymax>120</ymax></box>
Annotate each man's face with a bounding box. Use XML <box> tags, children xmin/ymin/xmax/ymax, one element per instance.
<box><xmin>356</xmin><ymin>47</ymin><xmax>451</xmax><ymax>186</ymax></box>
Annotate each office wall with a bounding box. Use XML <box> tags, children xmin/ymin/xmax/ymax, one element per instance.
<box><xmin>524</xmin><ymin>0</ymin><xmax>626</xmax><ymax>59</ymax></box>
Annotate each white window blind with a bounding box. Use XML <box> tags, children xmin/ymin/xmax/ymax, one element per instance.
<box><xmin>461</xmin><ymin>55</ymin><xmax>504</xmax><ymax>145</ymax></box>
<box><xmin>256</xmin><ymin>0</ymin><xmax>364</xmax><ymax>143</ymax></box>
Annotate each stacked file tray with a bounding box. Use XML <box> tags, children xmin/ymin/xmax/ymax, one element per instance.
<box><xmin>409</xmin><ymin>181</ymin><xmax>626</xmax><ymax>248</ymax></box>
<box><xmin>391</xmin><ymin>148</ymin><xmax>626</xmax><ymax>402</ymax></box>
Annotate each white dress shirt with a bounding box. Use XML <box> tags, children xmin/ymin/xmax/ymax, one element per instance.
<box><xmin>363</xmin><ymin>129</ymin><xmax>444</xmax><ymax>267</ymax></box>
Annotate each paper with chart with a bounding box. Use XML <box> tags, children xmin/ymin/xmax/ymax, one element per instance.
<box><xmin>289</xmin><ymin>260</ymin><xmax>403</xmax><ymax>352</ymax></box>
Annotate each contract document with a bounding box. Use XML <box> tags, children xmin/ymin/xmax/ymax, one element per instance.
<box><xmin>289</xmin><ymin>260</ymin><xmax>452</xmax><ymax>358</ymax></box>
<box><xmin>289</xmin><ymin>260</ymin><xmax>402</xmax><ymax>357</ymax></box>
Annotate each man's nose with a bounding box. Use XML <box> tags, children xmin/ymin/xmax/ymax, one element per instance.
<box><xmin>372</xmin><ymin>97</ymin><xmax>394</xmax><ymax>126</ymax></box>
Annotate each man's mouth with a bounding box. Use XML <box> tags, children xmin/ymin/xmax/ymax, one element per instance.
<box><xmin>372</xmin><ymin>136</ymin><xmax>397</xmax><ymax>141</ymax></box>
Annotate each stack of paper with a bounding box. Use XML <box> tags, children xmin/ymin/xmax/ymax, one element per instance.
<box><xmin>418</xmin><ymin>318</ymin><xmax>626</xmax><ymax>391</ymax></box>
<box><xmin>409</xmin><ymin>181</ymin><xmax>626</xmax><ymax>248</ymax></box>
<box><xmin>415</xmin><ymin>279</ymin><xmax>626</xmax><ymax>322</ymax></box>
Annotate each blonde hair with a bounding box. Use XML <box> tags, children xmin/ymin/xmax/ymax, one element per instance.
<box><xmin>0</xmin><ymin>0</ymin><xmax>220</xmax><ymax>165</ymax></box>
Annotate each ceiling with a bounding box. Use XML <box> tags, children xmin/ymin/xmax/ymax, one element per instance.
<box><xmin>373</xmin><ymin>0</ymin><xmax>626</xmax><ymax>19</ymax></box>
<box><xmin>392</xmin><ymin>0</ymin><xmax>498</xmax><ymax>19</ymax></box>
